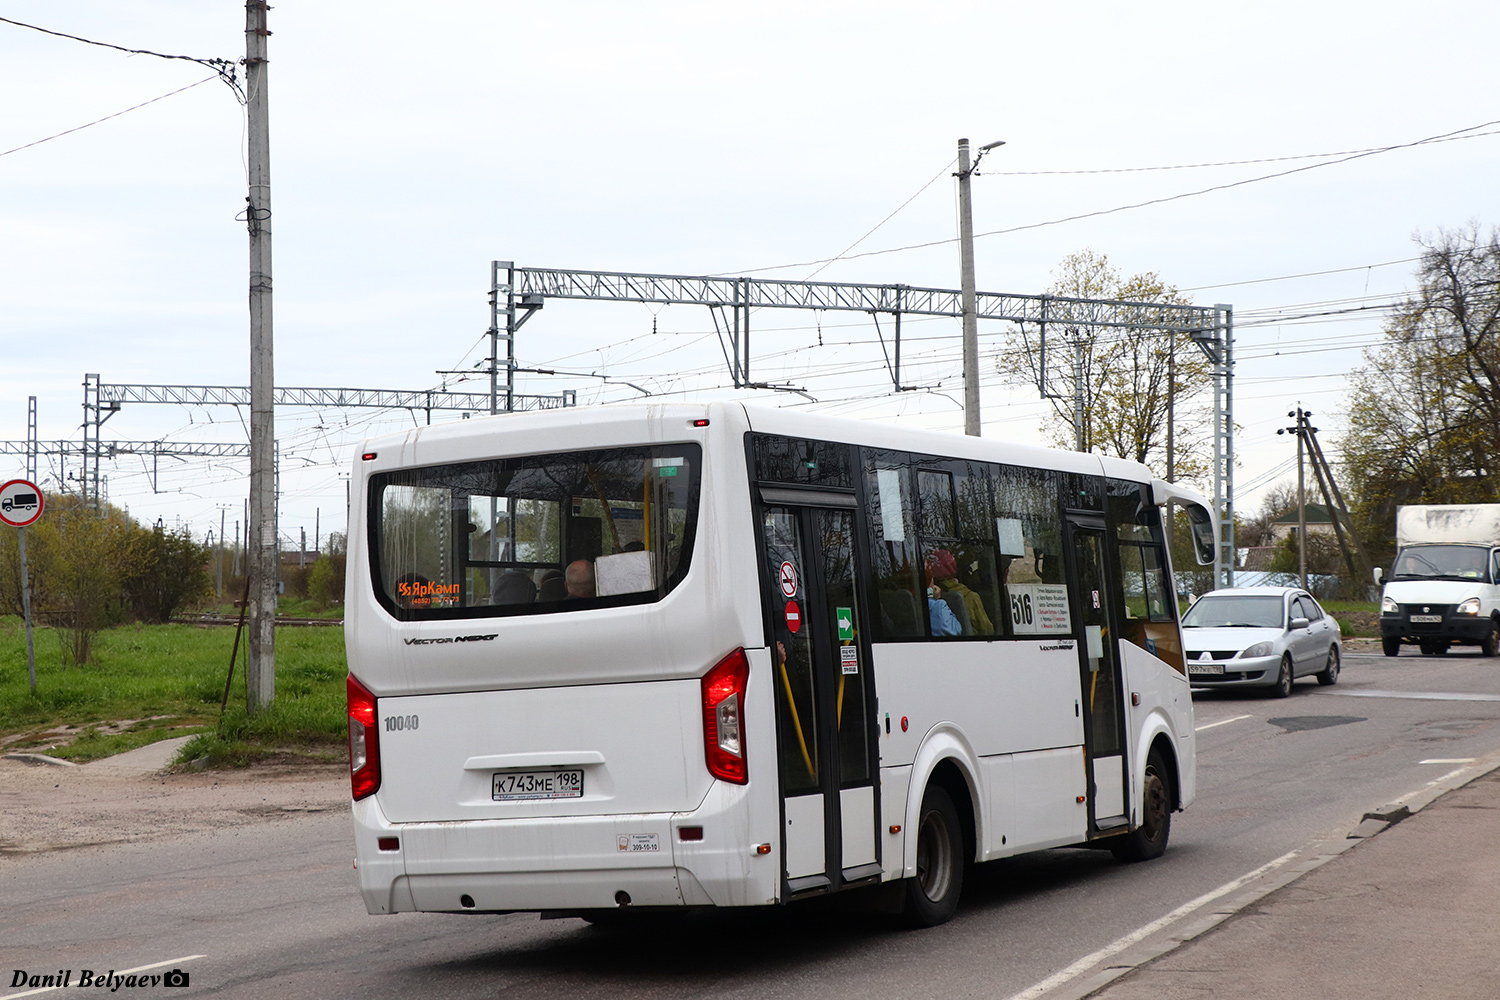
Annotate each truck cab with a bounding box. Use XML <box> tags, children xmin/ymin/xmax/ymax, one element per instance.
<box><xmin>1378</xmin><ymin>505</ymin><xmax>1500</xmax><ymax>657</ymax></box>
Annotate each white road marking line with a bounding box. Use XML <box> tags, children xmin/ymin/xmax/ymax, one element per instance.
<box><xmin>1003</xmin><ymin>852</ymin><xmax>1298</xmax><ymax>1000</ymax></box>
<box><xmin>1420</xmin><ymin>758</ymin><xmax>1477</xmax><ymax>764</ymax></box>
<box><xmin>2</xmin><ymin>955</ymin><xmax>206</xmax><ymax>999</ymax></box>
<box><xmin>1195</xmin><ymin>714</ymin><xmax>1252</xmax><ymax>731</ymax></box>
<box><xmin>1331</xmin><ymin>689</ymin><xmax>1500</xmax><ymax>702</ymax></box>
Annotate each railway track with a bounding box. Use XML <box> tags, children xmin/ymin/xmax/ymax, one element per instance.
<box><xmin>169</xmin><ymin>615</ymin><xmax>343</xmax><ymax>627</ymax></box>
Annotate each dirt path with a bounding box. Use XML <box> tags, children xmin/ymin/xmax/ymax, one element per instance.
<box><xmin>0</xmin><ymin>757</ymin><xmax>347</xmax><ymax>856</ymax></box>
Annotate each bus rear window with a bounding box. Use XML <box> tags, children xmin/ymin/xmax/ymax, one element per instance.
<box><xmin>370</xmin><ymin>444</ymin><xmax>701</xmax><ymax>619</ymax></box>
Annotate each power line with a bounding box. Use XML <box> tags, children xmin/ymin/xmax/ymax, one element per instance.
<box><xmin>0</xmin><ymin>15</ymin><xmax>244</xmax><ymax>100</ymax></box>
<box><xmin>798</xmin><ymin>158</ymin><xmax>957</xmax><ymax>282</ymax></box>
<box><xmin>0</xmin><ymin>75</ymin><xmax>219</xmax><ymax>158</ymax></box>
<box><xmin>733</xmin><ymin>118</ymin><xmax>1500</xmax><ymax>274</ymax></box>
<box><xmin>988</xmin><ymin>129</ymin><xmax>1500</xmax><ymax>176</ymax></box>
<box><xmin>1181</xmin><ymin>257</ymin><xmax>1422</xmax><ymax>293</ymax></box>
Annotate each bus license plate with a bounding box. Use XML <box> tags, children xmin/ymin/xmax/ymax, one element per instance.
<box><xmin>1188</xmin><ymin>661</ymin><xmax>1225</xmax><ymax>675</ymax></box>
<box><xmin>1410</xmin><ymin>614</ymin><xmax>1443</xmax><ymax>623</ymax></box>
<box><xmin>492</xmin><ymin>769</ymin><xmax>584</xmax><ymax>801</ymax></box>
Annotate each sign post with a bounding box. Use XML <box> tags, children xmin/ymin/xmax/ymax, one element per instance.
<box><xmin>1</xmin><ymin>479</ymin><xmax>44</xmax><ymax>695</ymax></box>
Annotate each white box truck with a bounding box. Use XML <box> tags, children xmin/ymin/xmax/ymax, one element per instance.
<box><xmin>1376</xmin><ymin>504</ymin><xmax>1500</xmax><ymax>656</ymax></box>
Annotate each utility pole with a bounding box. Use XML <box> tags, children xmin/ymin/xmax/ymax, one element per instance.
<box><xmin>956</xmin><ymin>139</ymin><xmax>980</xmax><ymax>437</ymax></box>
<box><xmin>955</xmin><ymin>138</ymin><xmax>1004</xmax><ymax>437</ymax></box>
<box><xmin>1280</xmin><ymin>407</ymin><xmax>1310</xmax><ymax>590</ymax></box>
<box><xmin>245</xmin><ymin>0</ymin><xmax>276</xmax><ymax>714</ymax></box>
<box><xmin>1280</xmin><ymin>407</ymin><xmax>1370</xmax><ymax>595</ymax></box>
<box><xmin>217</xmin><ymin>506</ymin><xmax>227</xmax><ymax>599</ymax></box>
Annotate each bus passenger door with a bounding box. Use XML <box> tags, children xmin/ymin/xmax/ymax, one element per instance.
<box><xmin>1066</xmin><ymin>516</ymin><xmax>1130</xmax><ymax>833</ymax></box>
<box><xmin>759</xmin><ymin>498</ymin><xmax>880</xmax><ymax>896</ymax></box>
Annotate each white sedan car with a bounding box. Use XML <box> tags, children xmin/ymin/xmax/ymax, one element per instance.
<box><xmin>1181</xmin><ymin>586</ymin><xmax>1341</xmax><ymax>697</ymax></box>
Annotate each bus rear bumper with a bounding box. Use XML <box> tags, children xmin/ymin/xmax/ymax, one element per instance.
<box><xmin>352</xmin><ymin>781</ymin><xmax>778</xmax><ymax>915</ymax></box>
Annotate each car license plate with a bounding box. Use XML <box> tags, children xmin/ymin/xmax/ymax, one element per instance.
<box><xmin>492</xmin><ymin>769</ymin><xmax>584</xmax><ymax>801</ymax></box>
<box><xmin>1410</xmin><ymin>614</ymin><xmax>1443</xmax><ymax>623</ymax></box>
<box><xmin>1188</xmin><ymin>661</ymin><xmax>1225</xmax><ymax>675</ymax></box>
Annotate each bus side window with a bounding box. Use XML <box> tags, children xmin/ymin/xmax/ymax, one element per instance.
<box><xmin>864</xmin><ymin>454</ymin><xmax>924</xmax><ymax>639</ymax></box>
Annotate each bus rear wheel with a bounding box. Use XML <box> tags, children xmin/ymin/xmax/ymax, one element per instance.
<box><xmin>902</xmin><ymin>784</ymin><xmax>964</xmax><ymax>927</ymax></box>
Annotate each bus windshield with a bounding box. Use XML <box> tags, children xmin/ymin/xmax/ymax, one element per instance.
<box><xmin>369</xmin><ymin>443</ymin><xmax>700</xmax><ymax>619</ymax></box>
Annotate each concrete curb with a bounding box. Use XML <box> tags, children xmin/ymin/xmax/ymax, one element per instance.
<box><xmin>82</xmin><ymin>735</ymin><xmax>196</xmax><ymax>774</ymax></box>
<box><xmin>2</xmin><ymin>752</ymin><xmax>77</xmax><ymax>767</ymax></box>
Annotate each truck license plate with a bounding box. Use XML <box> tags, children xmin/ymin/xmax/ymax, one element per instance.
<box><xmin>1410</xmin><ymin>614</ymin><xmax>1443</xmax><ymax>623</ymax></box>
<box><xmin>492</xmin><ymin>769</ymin><xmax>584</xmax><ymax>801</ymax></box>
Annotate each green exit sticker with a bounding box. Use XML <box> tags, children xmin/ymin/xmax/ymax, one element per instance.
<box><xmin>657</xmin><ymin>466</ymin><xmax>678</xmax><ymax>477</ymax></box>
<box><xmin>836</xmin><ymin>607</ymin><xmax>854</xmax><ymax>641</ymax></box>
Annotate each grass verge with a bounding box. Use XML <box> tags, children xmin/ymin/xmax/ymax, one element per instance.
<box><xmin>0</xmin><ymin>616</ymin><xmax>346</xmax><ymax>766</ymax></box>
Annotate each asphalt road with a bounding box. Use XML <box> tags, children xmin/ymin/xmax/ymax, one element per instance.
<box><xmin>5</xmin><ymin>645</ymin><xmax>1500</xmax><ymax>1000</ymax></box>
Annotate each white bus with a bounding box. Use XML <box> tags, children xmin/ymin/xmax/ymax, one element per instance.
<box><xmin>346</xmin><ymin>402</ymin><xmax>1216</xmax><ymax>926</ymax></box>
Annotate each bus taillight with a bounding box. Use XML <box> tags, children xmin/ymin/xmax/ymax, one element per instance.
<box><xmin>702</xmin><ymin>648</ymin><xmax>749</xmax><ymax>784</ymax></box>
<box><xmin>348</xmin><ymin>674</ymin><xmax>381</xmax><ymax>800</ymax></box>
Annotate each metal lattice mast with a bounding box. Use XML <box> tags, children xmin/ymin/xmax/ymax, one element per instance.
<box><xmin>499</xmin><ymin>263</ymin><xmax>1235</xmax><ymax>546</ymax></box>
<box><xmin>25</xmin><ymin>396</ymin><xmax>37</xmax><ymax>483</ymax></box>
<box><xmin>1192</xmin><ymin>305</ymin><xmax>1235</xmax><ymax>587</ymax></box>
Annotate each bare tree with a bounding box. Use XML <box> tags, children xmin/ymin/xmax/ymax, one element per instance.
<box><xmin>997</xmin><ymin>250</ymin><xmax>1211</xmax><ymax>483</ymax></box>
<box><xmin>1341</xmin><ymin>223</ymin><xmax>1500</xmax><ymax>567</ymax></box>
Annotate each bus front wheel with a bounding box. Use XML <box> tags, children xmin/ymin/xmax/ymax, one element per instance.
<box><xmin>1110</xmin><ymin>749</ymin><xmax>1172</xmax><ymax>863</ymax></box>
<box><xmin>902</xmin><ymin>784</ymin><xmax>964</xmax><ymax>927</ymax></box>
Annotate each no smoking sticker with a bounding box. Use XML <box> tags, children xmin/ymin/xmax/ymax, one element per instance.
<box><xmin>778</xmin><ymin>561</ymin><xmax>799</xmax><ymax>598</ymax></box>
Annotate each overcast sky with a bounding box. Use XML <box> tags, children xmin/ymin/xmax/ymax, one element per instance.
<box><xmin>3</xmin><ymin>1</ymin><xmax>1497</xmax><ymax>548</ymax></box>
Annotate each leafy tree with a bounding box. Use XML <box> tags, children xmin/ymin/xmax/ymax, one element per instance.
<box><xmin>1341</xmin><ymin>224</ymin><xmax>1500</xmax><ymax>568</ymax></box>
<box><xmin>307</xmin><ymin>532</ymin><xmax>347</xmax><ymax>609</ymax></box>
<box><xmin>996</xmin><ymin>250</ymin><xmax>1212</xmax><ymax>482</ymax></box>
<box><xmin>40</xmin><ymin>495</ymin><xmax>140</xmax><ymax>664</ymax></box>
<box><xmin>123</xmin><ymin>522</ymin><xmax>211</xmax><ymax>624</ymax></box>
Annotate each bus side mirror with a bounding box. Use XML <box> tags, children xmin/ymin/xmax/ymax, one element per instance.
<box><xmin>1372</xmin><ymin>567</ymin><xmax>1383</xmax><ymax>585</ymax></box>
<box><xmin>1186</xmin><ymin>503</ymin><xmax>1216</xmax><ymax>567</ymax></box>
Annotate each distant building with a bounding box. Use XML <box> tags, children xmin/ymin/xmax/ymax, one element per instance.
<box><xmin>1268</xmin><ymin>504</ymin><xmax>1338</xmax><ymax>545</ymax></box>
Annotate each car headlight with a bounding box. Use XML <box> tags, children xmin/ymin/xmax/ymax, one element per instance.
<box><xmin>1242</xmin><ymin>641</ymin><xmax>1275</xmax><ymax>658</ymax></box>
<box><xmin>1458</xmin><ymin>598</ymin><xmax>1481</xmax><ymax>616</ymax></box>
<box><xmin>1381</xmin><ymin>596</ymin><xmax>1398</xmax><ymax>614</ymax></box>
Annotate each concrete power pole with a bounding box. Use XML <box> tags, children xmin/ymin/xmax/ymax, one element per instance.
<box><xmin>245</xmin><ymin>0</ymin><xmax>276</xmax><ymax>713</ymax></box>
<box><xmin>956</xmin><ymin>139</ymin><xmax>980</xmax><ymax>437</ymax></box>
<box><xmin>955</xmin><ymin>137</ymin><xmax>1004</xmax><ymax>437</ymax></box>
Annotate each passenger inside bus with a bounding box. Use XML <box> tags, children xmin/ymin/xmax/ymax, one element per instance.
<box><xmin>491</xmin><ymin>571</ymin><xmax>536</xmax><ymax>606</ymax></box>
<box><xmin>564</xmin><ymin>559</ymin><xmax>595</xmax><ymax>598</ymax></box>
<box><xmin>928</xmin><ymin>548</ymin><xmax>994</xmax><ymax>636</ymax></box>
<box><xmin>536</xmin><ymin>569</ymin><xmax>567</xmax><ymax>602</ymax></box>
<box><xmin>926</xmin><ymin>575</ymin><xmax>962</xmax><ymax>637</ymax></box>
